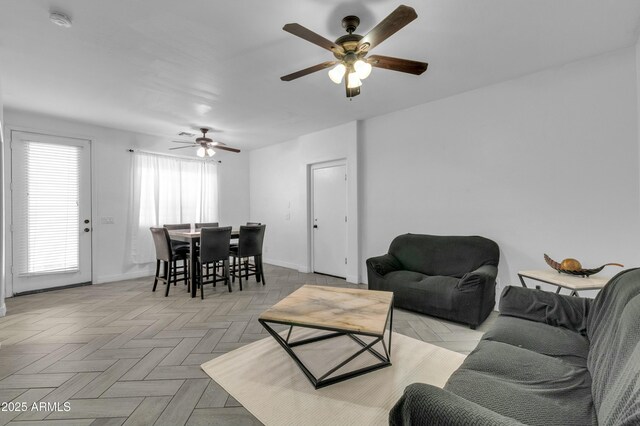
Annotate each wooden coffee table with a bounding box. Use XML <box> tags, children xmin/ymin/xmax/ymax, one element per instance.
<box><xmin>259</xmin><ymin>285</ymin><xmax>394</xmax><ymax>389</ymax></box>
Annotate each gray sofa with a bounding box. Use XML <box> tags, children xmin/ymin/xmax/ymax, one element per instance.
<box><xmin>367</xmin><ymin>234</ymin><xmax>499</xmax><ymax>328</ymax></box>
<box><xmin>389</xmin><ymin>268</ymin><xmax>640</xmax><ymax>426</ymax></box>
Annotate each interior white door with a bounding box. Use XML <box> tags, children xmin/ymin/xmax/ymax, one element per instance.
<box><xmin>312</xmin><ymin>164</ymin><xmax>347</xmax><ymax>277</ymax></box>
<box><xmin>11</xmin><ymin>131</ymin><xmax>92</xmax><ymax>294</ymax></box>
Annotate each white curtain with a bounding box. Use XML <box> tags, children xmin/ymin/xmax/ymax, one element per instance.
<box><xmin>128</xmin><ymin>151</ymin><xmax>219</xmax><ymax>264</ymax></box>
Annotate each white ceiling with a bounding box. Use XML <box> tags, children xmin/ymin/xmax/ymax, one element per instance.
<box><xmin>2</xmin><ymin>0</ymin><xmax>640</xmax><ymax>150</ymax></box>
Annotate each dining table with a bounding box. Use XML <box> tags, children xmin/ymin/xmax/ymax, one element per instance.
<box><xmin>168</xmin><ymin>228</ymin><xmax>239</xmax><ymax>298</ymax></box>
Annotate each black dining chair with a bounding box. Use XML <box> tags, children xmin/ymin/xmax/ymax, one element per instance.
<box><xmin>198</xmin><ymin>226</ymin><xmax>232</xmax><ymax>298</ymax></box>
<box><xmin>163</xmin><ymin>223</ymin><xmax>191</xmax><ymax>279</ymax></box>
<box><xmin>230</xmin><ymin>223</ymin><xmax>259</xmax><ymax>248</ymax></box>
<box><xmin>195</xmin><ymin>222</ymin><xmax>219</xmax><ymax>229</ymax></box>
<box><xmin>230</xmin><ymin>225</ymin><xmax>266</xmax><ymax>290</ymax></box>
<box><xmin>163</xmin><ymin>223</ymin><xmax>191</xmax><ymax>248</ymax></box>
<box><xmin>195</xmin><ymin>222</ymin><xmax>220</xmax><ymax>275</ymax></box>
<box><xmin>150</xmin><ymin>227</ymin><xmax>189</xmax><ymax>297</ymax></box>
<box><xmin>163</xmin><ymin>223</ymin><xmax>190</xmax><ymax>230</ymax></box>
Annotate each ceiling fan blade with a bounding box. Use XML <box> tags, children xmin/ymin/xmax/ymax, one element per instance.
<box><xmin>283</xmin><ymin>23</ymin><xmax>345</xmax><ymax>55</ymax></box>
<box><xmin>281</xmin><ymin>61</ymin><xmax>337</xmax><ymax>81</ymax></box>
<box><xmin>171</xmin><ymin>141</ymin><xmax>196</xmax><ymax>144</ymax></box>
<box><xmin>169</xmin><ymin>146</ymin><xmax>196</xmax><ymax>150</ymax></box>
<box><xmin>358</xmin><ymin>5</ymin><xmax>417</xmax><ymax>51</ymax></box>
<box><xmin>368</xmin><ymin>55</ymin><xmax>428</xmax><ymax>75</ymax></box>
<box><xmin>213</xmin><ymin>146</ymin><xmax>241</xmax><ymax>153</ymax></box>
<box><xmin>209</xmin><ymin>141</ymin><xmax>227</xmax><ymax>147</ymax></box>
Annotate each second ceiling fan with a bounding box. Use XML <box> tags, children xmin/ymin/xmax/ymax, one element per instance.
<box><xmin>170</xmin><ymin>128</ymin><xmax>240</xmax><ymax>157</ymax></box>
<box><xmin>281</xmin><ymin>4</ymin><xmax>428</xmax><ymax>98</ymax></box>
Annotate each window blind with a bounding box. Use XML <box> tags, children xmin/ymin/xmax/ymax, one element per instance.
<box><xmin>14</xmin><ymin>141</ymin><xmax>81</xmax><ymax>275</ymax></box>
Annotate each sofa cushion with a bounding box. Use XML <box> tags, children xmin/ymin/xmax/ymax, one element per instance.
<box><xmin>483</xmin><ymin>315</ymin><xmax>589</xmax><ymax>366</ymax></box>
<box><xmin>445</xmin><ymin>340</ymin><xmax>596</xmax><ymax>426</ymax></box>
<box><xmin>390</xmin><ymin>383</ymin><xmax>526</xmax><ymax>426</ymax></box>
<box><xmin>388</xmin><ymin>234</ymin><xmax>499</xmax><ymax>278</ymax></box>
<box><xmin>586</xmin><ymin>268</ymin><xmax>640</xmax><ymax>425</ymax></box>
<box><xmin>499</xmin><ymin>285</ymin><xmax>591</xmax><ymax>335</ymax></box>
<box><xmin>385</xmin><ymin>271</ymin><xmax>459</xmax><ymax>312</ymax></box>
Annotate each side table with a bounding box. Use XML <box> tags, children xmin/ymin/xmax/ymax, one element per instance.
<box><xmin>518</xmin><ymin>269</ymin><xmax>610</xmax><ymax>296</ymax></box>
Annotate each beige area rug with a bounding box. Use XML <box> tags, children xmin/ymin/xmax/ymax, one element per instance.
<box><xmin>201</xmin><ymin>330</ymin><xmax>466</xmax><ymax>425</ymax></box>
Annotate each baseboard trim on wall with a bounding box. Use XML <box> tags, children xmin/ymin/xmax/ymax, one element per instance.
<box><xmin>15</xmin><ymin>281</ymin><xmax>92</xmax><ymax>296</ymax></box>
<box><xmin>94</xmin><ymin>268</ymin><xmax>155</xmax><ymax>284</ymax></box>
<box><xmin>345</xmin><ymin>274</ymin><xmax>361</xmax><ymax>285</ymax></box>
<box><xmin>93</xmin><ymin>263</ymin><xmax>365</xmax><ymax>286</ymax></box>
<box><xmin>262</xmin><ymin>258</ymin><xmax>307</xmax><ymax>273</ymax></box>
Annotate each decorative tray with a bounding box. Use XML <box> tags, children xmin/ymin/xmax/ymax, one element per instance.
<box><xmin>544</xmin><ymin>254</ymin><xmax>623</xmax><ymax>277</ymax></box>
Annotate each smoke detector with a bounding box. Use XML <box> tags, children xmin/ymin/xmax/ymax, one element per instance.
<box><xmin>49</xmin><ymin>12</ymin><xmax>72</xmax><ymax>28</ymax></box>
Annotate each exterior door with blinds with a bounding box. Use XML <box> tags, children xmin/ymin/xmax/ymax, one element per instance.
<box><xmin>11</xmin><ymin>131</ymin><xmax>92</xmax><ymax>294</ymax></box>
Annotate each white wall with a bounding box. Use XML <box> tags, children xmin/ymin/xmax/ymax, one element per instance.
<box><xmin>360</xmin><ymin>47</ymin><xmax>640</xmax><ymax>297</ymax></box>
<box><xmin>217</xmin><ymin>152</ymin><xmax>250</xmax><ymax>228</ymax></box>
<box><xmin>0</xmin><ymin>78</ymin><xmax>5</xmax><ymax>315</ymax></box>
<box><xmin>636</xmin><ymin>38</ymin><xmax>640</xmax><ymax>212</ymax></box>
<box><xmin>3</xmin><ymin>109</ymin><xmax>249</xmax><ymax>294</ymax></box>
<box><xmin>249</xmin><ymin>121</ymin><xmax>359</xmax><ymax>282</ymax></box>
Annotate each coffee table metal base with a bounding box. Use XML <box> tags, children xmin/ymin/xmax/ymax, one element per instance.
<box><xmin>259</xmin><ymin>308</ymin><xmax>393</xmax><ymax>389</ymax></box>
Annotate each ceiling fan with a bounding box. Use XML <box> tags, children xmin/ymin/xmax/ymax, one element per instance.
<box><xmin>170</xmin><ymin>128</ymin><xmax>241</xmax><ymax>157</ymax></box>
<box><xmin>280</xmin><ymin>5</ymin><xmax>428</xmax><ymax>98</ymax></box>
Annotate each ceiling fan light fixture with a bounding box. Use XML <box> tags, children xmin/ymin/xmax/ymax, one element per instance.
<box><xmin>347</xmin><ymin>71</ymin><xmax>362</xmax><ymax>89</ymax></box>
<box><xmin>328</xmin><ymin>63</ymin><xmax>346</xmax><ymax>84</ymax></box>
<box><xmin>354</xmin><ymin>60</ymin><xmax>372</xmax><ymax>80</ymax></box>
<box><xmin>169</xmin><ymin>127</ymin><xmax>241</xmax><ymax>154</ymax></box>
<box><xmin>281</xmin><ymin>5</ymin><xmax>428</xmax><ymax>99</ymax></box>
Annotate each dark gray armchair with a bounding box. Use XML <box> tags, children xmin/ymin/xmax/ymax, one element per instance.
<box><xmin>366</xmin><ymin>234</ymin><xmax>499</xmax><ymax>328</ymax></box>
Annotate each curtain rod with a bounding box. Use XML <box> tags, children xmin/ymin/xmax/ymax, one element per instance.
<box><xmin>127</xmin><ymin>149</ymin><xmax>221</xmax><ymax>163</ymax></box>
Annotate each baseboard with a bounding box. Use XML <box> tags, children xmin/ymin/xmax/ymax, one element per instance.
<box><xmin>345</xmin><ymin>274</ymin><xmax>360</xmax><ymax>284</ymax></box>
<box><xmin>94</xmin><ymin>262</ymin><xmax>356</xmax><ymax>284</ymax></box>
<box><xmin>0</xmin><ymin>303</ymin><xmax>5</xmax><ymax>317</ymax></box>
<box><xmin>15</xmin><ymin>282</ymin><xmax>91</xmax><ymax>296</ymax></box>
<box><xmin>262</xmin><ymin>258</ymin><xmax>307</xmax><ymax>273</ymax></box>
<box><xmin>94</xmin><ymin>267</ymin><xmax>155</xmax><ymax>284</ymax></box>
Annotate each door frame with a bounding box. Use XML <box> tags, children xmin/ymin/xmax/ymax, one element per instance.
<box><xmin>4</xmin><ymin>125</ymin><xmax>95</xmax><ymax>297</ymax></box>
<box><xmin>308</xmin><ymin>159</ymin><xmax>348</xmax><ymax>278</ymax></box>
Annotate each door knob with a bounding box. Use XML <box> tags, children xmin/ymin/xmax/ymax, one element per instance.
<box><xmin>84</xmin><ymin>228</ymin><xmax>90</xmax><ymax>232</ymax></box>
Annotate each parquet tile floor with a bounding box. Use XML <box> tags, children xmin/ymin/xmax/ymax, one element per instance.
<box><xmin>0</xmin><ymin>264</ymin><xmax>497</xmax><ymax>425</ymax></box>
